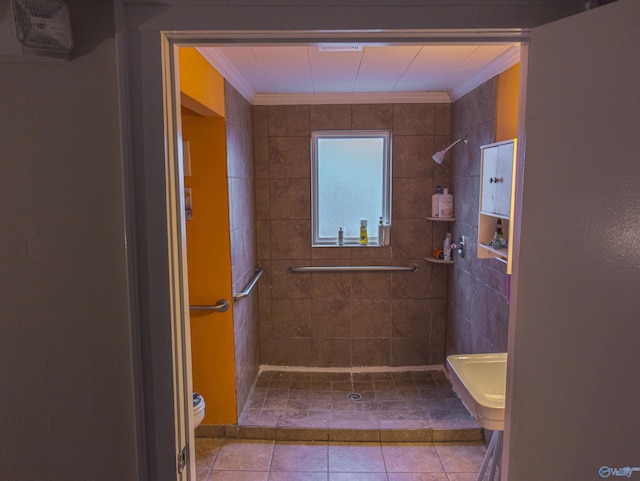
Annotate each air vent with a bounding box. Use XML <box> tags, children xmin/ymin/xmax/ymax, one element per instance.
<box><xmin>318</xmin><ymin>44</ymin><xmax>363</xmax><ymax>52</ymax></box>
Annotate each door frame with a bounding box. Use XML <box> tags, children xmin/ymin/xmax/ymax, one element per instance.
<box><xmin>162</xmin><ymin>34</ymin><xmax>195</xmax><ymax>481</ymax></box>
<box><xmin>131</xmin><ymin>27</ymin><xmax>531</xmax><ymax>480</ymax></box>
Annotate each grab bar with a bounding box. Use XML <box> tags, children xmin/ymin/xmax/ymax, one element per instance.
<box><xmin>233</xmin><ymin>268</ymin><xmax>264</xmax><ymax>301</ymax></box>
<box><xmin>190</xmin><ymin>299</ymin><xmax>229</xmax><ymax>313</ymax></box>
<box><xmin>287</xmin><ymin>264</ymin><xmax>418</xmax><ymax>273</ymax></box>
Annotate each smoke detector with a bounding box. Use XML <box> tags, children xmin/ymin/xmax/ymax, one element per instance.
<box><xmin>1</xmin><ymin>0</ymin><xmax>73</xmax><ymax>61</ymax></box>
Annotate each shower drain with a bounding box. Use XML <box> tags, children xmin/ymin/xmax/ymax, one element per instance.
<box><xmin>346</xmin><ymin>392</ymin><xmax>362</xmax><ymax>401</ymax></box>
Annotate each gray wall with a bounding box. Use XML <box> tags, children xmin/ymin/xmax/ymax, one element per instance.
<box><xmin>446</xmin><ymin>78</ymin><xmax>510</xmax><ymax>355</ymax></box>
<box><xmin>254</xmin><ymin>104</ymin><xmax>452</xmax><ymax>367</ymax></box>
<box><xmin>0</xmin><ymin>1</ymin><xmax>138</xmax><ymax>480</ymax></box>
<box><xmin>225</xmin><ymin>81</ymin><xmax>260</xmax><ymax>415</ymax></box>
<box><xmin>120</xmin><ymin>0</ymin><xmax>587</xmax><ymax>31</ymax></box>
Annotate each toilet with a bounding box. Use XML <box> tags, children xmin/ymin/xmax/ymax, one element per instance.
<box><xmin>193</xmin><ymin>392</ymin><xmax>205</xmax><ymax>428</ymax></box>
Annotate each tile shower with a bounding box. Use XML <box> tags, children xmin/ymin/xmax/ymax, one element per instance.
<box><xmin>219</xmin><ymin>78</ymin><xmax>509</xmax><ymax>433</ymax></box>
<box><xmin>254</xmin><ymin>103</ymin><xmax>455</xmax><ymax>368</ymax></box>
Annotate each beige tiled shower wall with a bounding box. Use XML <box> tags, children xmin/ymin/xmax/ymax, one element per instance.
<box><xmin>254</xmin><ymin>103</ymin><xmax>455</xmax><ymax>367</ymax></box>
<box><xmin>225</xmin><ymin>81</ymin><xmax>260</xmax><ymax>413</ymax></box>
<box><xmin>447</xmin><ymin>78</ymin><xmax>509</xmax><ymax>355</ymax></box>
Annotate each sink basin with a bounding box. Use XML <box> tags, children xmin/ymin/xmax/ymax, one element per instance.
<box><xmin>447</xmin><ymin>353</ymin><xmax>507</xmax><ymax>431</ymax></box>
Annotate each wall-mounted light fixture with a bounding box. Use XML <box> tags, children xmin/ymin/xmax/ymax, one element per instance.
<box><xmin>432</xmin><ymin>134</ymin><xmax>468</xmax><ymax>164</ymax></box>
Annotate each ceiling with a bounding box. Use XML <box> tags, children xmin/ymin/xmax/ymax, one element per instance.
<box><xmin>198</xmin><ymin>43</ymin><xmax>520</xmax><ymax>105</ymax></box>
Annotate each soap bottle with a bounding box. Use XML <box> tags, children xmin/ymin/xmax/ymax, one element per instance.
<box><xmin>438</xmin><ymin>188</ymin><xmax>454</xmax><ymax>218</ymax></box>
<box><xmin>378</xmin><ymin>217</ymin><xmax>385</xmax><ymax>246</ymax></box>
<box><xmin>431</xmin><ymin>185</ymin><xmax>443</xmax><ymax>217</ymax></box>
<box><xmin>443</xmin><ymin>233</ymin><xmax>452</xmax><ymax>261</ymax></box>
<box><xmin>492</xmin><ymin>219</ymin><xmax>503</xmax><ymax>249</ymax></box>
<box><xmin>359</xmin><ymin>219</ymin><xmax>368</xmax><ymax>245</ymax></box>
<box><xmin>338</xmin><ymin>226</ymin><xmax>344</xmax><ymax>246</ymax></box>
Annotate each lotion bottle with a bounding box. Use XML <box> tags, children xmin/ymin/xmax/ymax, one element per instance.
<box><xmin>443</xmin><ymin>233</ymin><xmax>452</xmax><ymax>261</ymax></box>
<box><xmin>431</xmin><ymin>185</ymin><xmax>442</xmax><ymax>217</ymax></box>
<box><xmin>359</xmin><ymin>219</ymin><xmax>368</xmax><ymax>245</ymax></box>
<box><xmin>438</xmin><ymin>188</ymin><xmax>454</xmax><ymax>218</ymax></box>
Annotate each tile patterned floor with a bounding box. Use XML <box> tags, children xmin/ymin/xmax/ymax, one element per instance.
<box><xmin>227</xmin><ymin>369</ymin><xmax>481</xmax><ymax>442</ymax></box>
<box><xmin>195</xmin><ymin>437</ymin><xmax>490</xmax><ymax>481</ymax></box>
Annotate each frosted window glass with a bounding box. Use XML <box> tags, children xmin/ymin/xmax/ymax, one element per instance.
<box><xmin>312</xmin><ymin>131</ymin><xmax>391</xmax><ymax>246</ymax></box>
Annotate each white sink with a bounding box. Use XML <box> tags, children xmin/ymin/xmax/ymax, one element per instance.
<box><xmin>447</xmin><ymin>353</ymin><xmax>507</xmax><ymax>431</ymax></box>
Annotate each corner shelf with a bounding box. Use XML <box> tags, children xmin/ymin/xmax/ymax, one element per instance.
<box><xmin>426</xmin><ymin>217</ymin><xmax>455</xmax><ymax>265</ymax></box>
<box><xmin>424</xmin><ymin>257</ymin><xmax>454</xmax><ymax>265</ymax></box>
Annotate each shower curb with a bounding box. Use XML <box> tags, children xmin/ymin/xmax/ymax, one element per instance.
<box><xmin>196</xmin><ymin>423</ymin><xmax>483</xmax><ymax>443</ymax></box>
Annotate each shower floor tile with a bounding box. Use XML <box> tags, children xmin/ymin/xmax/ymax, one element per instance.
<box><xmin>232</xmin><ymin>369</ymin><xmax>482</xmax><ymax>442</ymax></box>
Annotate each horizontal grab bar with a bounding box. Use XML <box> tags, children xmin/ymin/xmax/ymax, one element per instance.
<box><xmin>287</xmin><ymin>264</ymin><xmax>418</xmax><ymax>273</ymax></box>
<box><xmin>190</xmin><ymin>299</ymin><xmax>229</xmax><ymax>313</ymax></box>
<box><xmin>233</xmin><ymin>268</ymin><xmax>264</xmax><ymax>301</ymax></box>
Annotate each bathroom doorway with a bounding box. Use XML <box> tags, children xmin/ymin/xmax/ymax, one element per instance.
<box><xmin>146</xmin><ymin>1</ymin><xmax>637</xmax><ymax>479</ymax></box>
<box><xmin>162</xmin><ymin>32</ymin><xmax>522</xmax><ymax>480</ymax></box>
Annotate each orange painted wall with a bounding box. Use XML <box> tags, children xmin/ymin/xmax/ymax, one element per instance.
<box><xmin>496</xmin><ymin>63</ymin><xmax>520</xmax><ymax>142</ymax></box>
<box><xmin>179</xmin><ymin>48</ymin><xmax>225</xmax><ymax>118</ymax></box>
<box><xmin>180</xmin><ymin>47</ymin><xmax>237</xmax><ymax>424</ymax></box>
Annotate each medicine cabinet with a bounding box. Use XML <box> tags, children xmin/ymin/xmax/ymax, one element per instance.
<box><xmin>477</xmin><ymin>139</ymin><xmax>516</xmax><ymax>271</ymax></box>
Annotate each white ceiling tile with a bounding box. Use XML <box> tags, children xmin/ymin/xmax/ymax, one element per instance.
<box><xmin>213</xmin><ymin>46</ymin><xmax>276</xmax><ymax>94</ymax></box>
<box><xmin>453</xmin><ymin>45</ymin><xmax>513</xmax><ymax>74</ymax></box>
<box><xmin>307</xmin><ymin>47</ymin><xmax>362</xmax><ymax>93</ymax></box>
<box><xmin>200</xmin><ymin>43</ymin><xmax>520</xmax><ymax>102</ymax></box>
<box><xmin>392</xmin><ymin>45</ymin><xmax>477</xmax><ymax>92</ymax></box>
<box><xmin>354</xmin><ymin>46</ymin><xmax>422</xmax><ymax>92</ymax></box>
<box><xmin>251</xmin><ymin>46</ymin><xmax>314</xmax><ymax>94</ymax></box>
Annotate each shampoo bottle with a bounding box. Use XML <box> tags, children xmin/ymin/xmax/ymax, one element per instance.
<box><xmin>338</xmin><ymin>226</ymin><xmax>344</xmax><ymax>245</ymax></box>
<box><xmin>443</xmin><ymin>233</ymin><xmax>452</xmax><ymax>261</ymax></box>
<box><xmin>438</xmin><ymin>188</ymin><xmax>454</xmax><ymax>218</ymax></box>
<box><xmin>431</xmin><ymin>185</ymin><xmax>443</xmax><ymax>217</ymax></box>
<box><xmin>378</xmin><ymin>217</ymin><xmax>385</xmax><ymax>246</ymax></box>
<box><xmin>359</xmin><ymin>219</ymin><xmax>368</xmax><ymax>245</ymax></box>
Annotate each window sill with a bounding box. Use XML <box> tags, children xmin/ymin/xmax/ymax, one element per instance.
<box><xmin>313</xmin><ymin>242</ymin><xmax>387</xmax><ymax>248</ymax></box>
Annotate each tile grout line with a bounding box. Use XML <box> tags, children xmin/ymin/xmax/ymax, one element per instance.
<box><xmin>265</xmin><ymin>437</ymin><xmax>276</xmax><ymax>477</ymax></box>
<box><xmin>378</xmin><ymin>441</ymin><xmax>392</xmax><ymax>481</ymax></box>
<box><xmin>433</xmin><ymin>443</ymin><xmax>451</xmax><ymax>481</ymax></box>
<box><xmin>205</xmin><ymin>439</ymin><xmax>224</xmax><ymax>481</ymax></box>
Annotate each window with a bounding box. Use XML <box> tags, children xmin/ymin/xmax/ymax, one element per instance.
<box><xmin>311</xmin><ymin>130</ymin><xmax>392</xmax><ymax>246</ymax></box>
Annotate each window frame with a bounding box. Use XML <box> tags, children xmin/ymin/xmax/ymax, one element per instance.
<box><xmin>310</xmin><ymin>130</ymin><xmax>392</xmax><ymax>247</ymax></box>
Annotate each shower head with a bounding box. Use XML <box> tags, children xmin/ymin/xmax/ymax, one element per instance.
<box><xmin>432</xmin><ymin>135</ymin><xmax>468</xmax><ymax>164</ymax></box>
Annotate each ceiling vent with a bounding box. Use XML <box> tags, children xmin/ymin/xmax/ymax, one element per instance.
<box><xmin>0</xmin><ymin>0</ymin><xmax>73</xmax><ymax>62</ymax></box>
<box><xmin>317</xmin><ymin>44</ymin><xmax>363</xmax><ymax>52</ymax></box>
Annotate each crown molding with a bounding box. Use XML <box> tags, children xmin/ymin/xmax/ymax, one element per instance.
<box><xmin>197</xmin><ymin>47</ymin><xmax>256</xmax><ymax>103</ymax></box>
<box><xmin>252</xmin><ymin>92</ymin><xmax>451</xmax><ymax>105</ymax></box>
<box><xmin>448</xmin><ymin>45</ymin><xmax>521</xmax><ymax>102</ymax></box>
